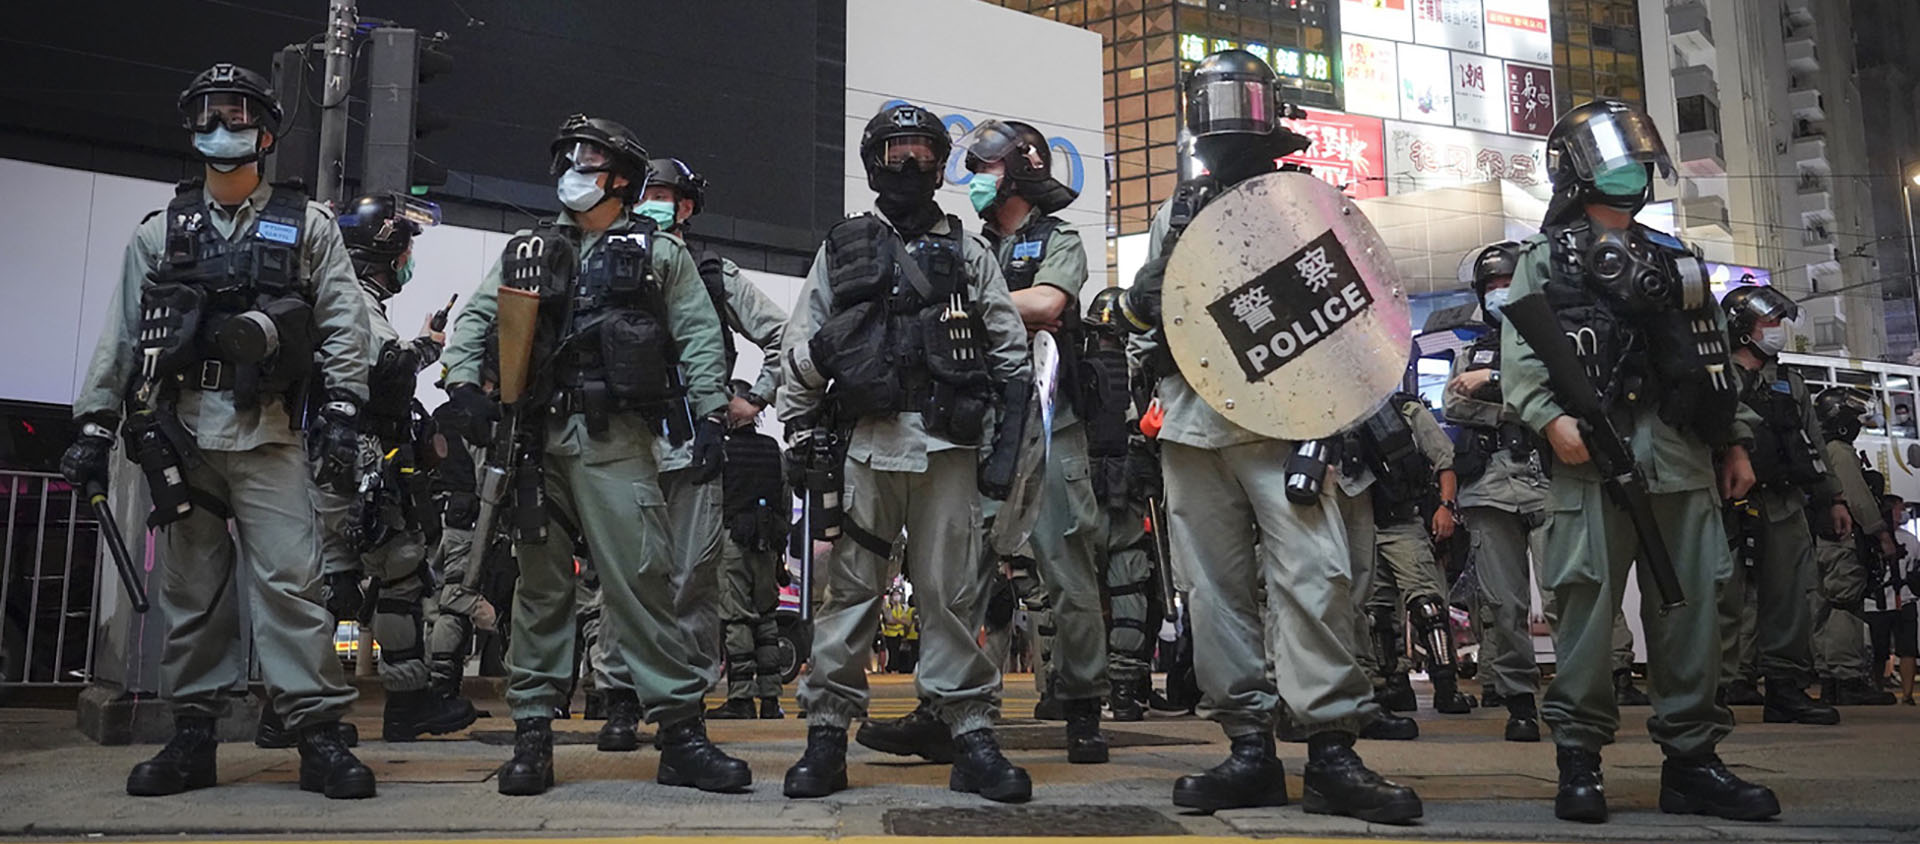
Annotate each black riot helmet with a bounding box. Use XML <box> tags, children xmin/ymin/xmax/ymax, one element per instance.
<box><xmin>645</xmin><ymin>157</ymin><xmax>708</xmax><ymax>216</ymax></box>
<box><xmin>860</xmin><ymin>103</ymin><xmax>952</xmax><ymax>186</ymax></box>
<box><xmin>550</xmin><ymin>113</ymin><xmax>650</xmax><ymax>201</ymax></box>
<box><xmin>1460</xmin><ymin>241</ymin><xmax>1522</xmax><ymax>322</ymax></box>
<box><xmin>1543</xmin><ymin>99</ymin><xmax>1676</xmax><ymax>222</ymax></box>
<box><xmin>1815</xmin><ymin>386</ymin><xmax>1873</xmax><ymax>443</ymax></box>
<box><xmin>337</xmin><ymin>193</ymin><xmax>428</xmax><ymax>296</ymax></box>
<box><xmin>179</xmin><ymin>63</ymin><xmax>283</xmax><ymax>166</ymax></box>
<box><xmin>1084</xmin><ymin>287</ymin><xmax>1129</xmax><ymax>339</ymax></box>
<box><xmin>1721</xmin><ymin>284</ymin><xmax>1799</xmax><ymax>351</ymax></box>
<box><xmin>960</xmin><ymin>119</ymin><xmax>1079</xmax><ymax>215</ymax></box>
<box><xmin>1184</xmin><ymin>50</ymin><xmax>1311</xmax><ymax>186</ymax></box>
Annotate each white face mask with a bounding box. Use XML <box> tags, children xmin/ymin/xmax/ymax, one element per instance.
<box><xmin>1482</xmin><ymin>287</ymin><xmax>1511</xmax><ymax>322</ymax></box>
<box><xmin>1755</xmin><ymin>324</ymin><xmax>1789</xmax><ymax>356</ymax></box>
<box><xmin>556</xmin><ymin>168</ymin><xmax>608</xmax><ymax>212</ymax></box>
<box><xmin>193</xmin><ymin>126</ymin><xmax>259</xmax><ymax>173</ymax></box>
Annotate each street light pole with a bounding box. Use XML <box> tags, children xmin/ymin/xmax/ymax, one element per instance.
<box><xmin>1904</xmin><ymin>163</ymin><xmax>1920</xmax><ymax>343</ymax></box>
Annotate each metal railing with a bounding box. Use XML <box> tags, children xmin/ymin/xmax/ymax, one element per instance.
<box><xmin>0</xmin><ymin>470</ymin><xmax>101</xmax><ymax>689</ymax></box>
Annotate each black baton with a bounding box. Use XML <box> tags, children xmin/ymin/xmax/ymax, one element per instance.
<box><xmin>85</xmin><ymin>481</ymin><xmax>149</xmax><ymax>613</ymax></box>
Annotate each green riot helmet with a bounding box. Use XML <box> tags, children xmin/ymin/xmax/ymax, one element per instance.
<box><xmin>179</xmin><ymin>63</ymin><xmax>283</xmax><ymax>168</ymax></box>
<box><xmin>550</xmin><ymin>113</ymin><xmax>650</xmax><ymax>203</ymax></box>
<box><xmin>1460</xmin><ymin>241</ymin><xmax>1522</xmax><ymax>322</ymax></box>
<box><xmin>960</xmin><ymin>119</ymin><xmax>1078</xmax><ymax>215</ymax></box>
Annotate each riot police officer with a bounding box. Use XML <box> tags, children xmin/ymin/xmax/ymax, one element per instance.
<box><xmin>1444</xmin><ymin>241</ymin><xmax>1550</xmax><ymax>741</ymax></box>
<box><xmin>1341</xmin><ymin>394</ymin><xmax>1474</xmax><ymax>717</ymax></box>
<box><xmin>581</xmin><ymin>156</ymin><xmax>792</xmax><ymax>748</ymax></box>
<box><xmin>1500</xmin><ymin>99</ymin><xmax>1775</xmax><ymax>823</ymax></box>
<box><xmin>1716</xmin><ymin>284</ymin><xmax>1843</xmax><ymax>725</ymax></box>
<box><xmin>61</xmin><ymin>63</ymin><xmax>375</xmax><ymax>798</ymax></box>
<box><xmin>965</xmin><ymin>118</ymin><xmax>1108</xmax><ymax>760</ymax></box>
<box><xmin>1119</xmin><ymin>50</ymin><xmax>1421</xmax><ymax>822</ymax></box>
<box><xmin>439</xmin><ymin>113</ymin><xmax>746</xmax><ymax>796</ymax></box>
<box><xmin>316</xmin><ymin>194</ymin><xmax>482</xmax><ymax>741</ymax></box>
<box><xmin>1086</xmin><ymin>287</ymin><xmax>1157</xmax><ymax>721</ymax></box>
<box><xmin>424</xmin><ymin>391</ymin><xmax>499</xmax><ymax>704</ymax></box>
<box><xmin>708</xmin><ymin>380</ymin><xmax>793</xmax><ymax>720</ymax></box>
<box><xmin>779</xmin><ymin>102</ymin><xmax>1034</xmax><ymax>803</ymax></box>
<box><xmin>1811</xmin><ymin>387</ymin><xmax>1902</xmax><ymax>705</ymax></box>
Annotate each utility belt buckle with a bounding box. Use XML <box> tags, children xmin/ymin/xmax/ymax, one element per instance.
<box><xmin>197</xmin><ymin>359</ymin><xmax>226</xmax><ymax>391</ymax></box>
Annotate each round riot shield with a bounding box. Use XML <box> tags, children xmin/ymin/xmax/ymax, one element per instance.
<box><xmin>1161</xmin><ymin>171</ymin><xmax>1411</xmax><ymax>439</ymax></box>
<box><xmin>988</xmin><ymin>330</ymin><xmax>1058</xmax><ymax>557</ymax></box>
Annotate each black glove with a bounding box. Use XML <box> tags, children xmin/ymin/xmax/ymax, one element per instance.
<box><xmin>785</xmin><ymin>429</ymin><xmax>814</xmax><ymax>492</ymax></box>
<box><xmin>979</xmin><ymin>378</ymin><xmax>1032</xmax><ymax>501</ymax></box>
<box><xmin>1122</xmin><ymin>256</ymin><xmax>1167</xmax><ymax>331</ymax></box>
<box><xmin>310</xmin><ymin>393</ymin><xmax>362</xmax><ymax>494</ymax></box>
<box><xmin>321</xmin><ymin>570</ymin><xmax>365</xmax><ymax>623</ymax></box>
<box><xmin>442</xmin><ymin>382</ymin><xmax>499</xmax><ymax>444</ymax></box>
<box><xmin>688</xmin><ymin>415</ymin><xmax>726</xmax><ymax>485</ymax></box>
<box><xmin>61</xmin><ymin>422</ymin><xmax>116</xmax><ymax>489</ymax></box>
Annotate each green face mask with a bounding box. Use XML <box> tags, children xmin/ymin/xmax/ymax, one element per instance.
<box><xmin>396</xmin><ymin>257</ymin><xmax>414</xmax><ymax>288</ymax></box>
<box><xmin>969</xmin><ymin>173</ymin><xmax>1003</xmax><ymax>214</ymax></box>
<box><xmin>1592</xmin><ymin>163</ymin><xmax>1649</xmax><ymax>196</ymax></box>
<box><xmin>636</xmin><ymin>199</ymin><xmax>678</xmax><ymax>231</ymax></box>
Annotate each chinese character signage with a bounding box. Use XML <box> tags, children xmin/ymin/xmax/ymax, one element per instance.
<box><xmin>1383</xmin><ymin>120</ymin><xmax>1550</xmax><ymax>200</ymax></box>
<box><xmin>1206</xmin><ymin>230</ymin><xmax>1377</xmax><ymax>382</ymax></box>
<box><xmin>1179</xmin><ymin>33</ymin><xmax>1332</xmax><ymax>81</ymax></box>
<box><xmin>1413</xmin><ymin>0</ymin><xmax>1483</xmax><ymax>52</ymax></box>
<box><xmin>1397</xmin><ymin>43</ymin><xmax>1454</xmax><ymax>126</ymax></box>
<box><xmin>1341</xmin><ymin>0</ymin><xmax>1414</xmax><ymax>42</ymax></box>
<box><xmin>1482</xmin><ymin>0</ymin><xmax>1552</xmax><ymax>64</ymax></box>
<box><xmin>1282</xmin><ymin>110</ymin><xmax>1388</xmax><ymax>199</ymax></box>
<box><xmin>1505</xmin><ymin>60</ymin><xmax>1554</xmax><ymax>136</ymax></box>
<box><xmin>1341</xmin><ymin>35</ymin><xmax>1401</xmax><ymax>119</ymax></box>
<box><xmin>1451</xmin><ymin>52</ymin><xmax>1504</xmax><ymax>132</ymax></box>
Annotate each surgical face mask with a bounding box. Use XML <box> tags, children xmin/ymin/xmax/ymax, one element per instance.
<box><xmin>1592</xmin><ymin>163</ymin><xmax>1650</xmax><ymax>198</ymax></box>
<box><xmin>396</xmin><ymin>257</ymin><xmax>415</xmax><ymax>289</ymax></box>
<box><xmin>635</xmin><ymin>199</ymin><xmax>678</xmax><ymax>231</ymax></box>
<box><xmin>1482</xmin><ymin>287</ymin><xmax>1511</xmax><ymax>322</ymax></box>
<box><xmin>969</xmin><ymin>173</ymin><xmax>1003</xmax><ymax>214</ymax></box>
<box><xmin>1754</xmin><ymin>323</ymin><xmax>1789</xmax><ymax>356</ymax></box>
<box><xmin>193</xmin><ymin>126</ymin><xmax>259</xmax><ymax>172</ymax></box>
<box><xmin>556</xmin><ymin>168</ymin><xmax>608</xmax><ymax>212</ymax></box>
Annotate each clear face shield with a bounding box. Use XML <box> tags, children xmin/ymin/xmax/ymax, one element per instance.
<box><xmin>877</xmin><ymin>136</ymin><xmax>942</xmax><ymax>173</ymax></box>
<box><xmin>182</xmin><ymin>92</ymin><xmax>270</xmax><ymax>133</ymax></box>
<box><xmin>550</xmin><ymin>140</ymin><xmax>618</xmax><ymax>176</ymax></box>
<box><xmin>1185</xmin><ymin>78</ymin><xmax>1277</xmax><ymax>137</ymax></box>
<box><xmin>958</xmin><ymin>119</ymin><xmax>1044</xmax><ymax>172</ymax></box>
<box><xmin>1742</xmin><ymin>286</ymin><xmax>1800</xmax><ymax>325</ymax></box>
<box><xmin>1548</xmin><ymin>108</ymin><xmax>1678</xmax><ymax>185</ymax></box>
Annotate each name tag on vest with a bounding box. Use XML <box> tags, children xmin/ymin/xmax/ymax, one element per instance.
<box><xmin>256</xmin><ymin>220</ymin><xmax>299</xmax><ymax>245</ymax></box>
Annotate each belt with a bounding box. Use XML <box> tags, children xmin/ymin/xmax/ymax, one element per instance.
<box><xmin>178</xmin><ymin>359</ymin><xmax>237</xmax><ymax>391</ymax></box>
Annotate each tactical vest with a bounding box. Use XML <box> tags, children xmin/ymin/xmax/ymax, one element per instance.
<box><xmin>1348</xmin><ymin>395</ymin><xmax>1434</xmax><ymax>522</ymax></box>
<box><xmin>721</xmin><ymin>428</ymin><xmax>787</xmax><ymax>551</ymax></box>
<box><xmin>811</xmin><ymin>213</ymin><xmax>990</xmax><ymax>444</ymax></box>
<box><xmin>1139</xmin><ymin>178</ymin><xmax>1223</xmax><ymax>380</ymax></box>
<box><xmin>139</xmin><ymin>180</ymin><xmax>316</xmax><ymax>410</ymax></box>
<box><xmin>364</xmin><ymin>297</ymin><xmax>421</xmax><ymax>441</ymax></box>
<box><xmin>1541</xmin><ymin>221</ymin><xmax>1739</xmax><ymax>445</ymax></box>
<box><xmin>1742</xmin><ymin>368</ymin><xmax>1826</xmax><ymax>489</ymax></box>
<box><xmin>997</xmin><ymin>215</ymin><xmax>1087</xmax><ymax>423</ymax></box>
<box><xmin>1450</xmin><ymin>329</ymin><xmax>1543</xmax><ymax>485</ymax></box>
<box><xmin>697</xmin><ymin>251</ymin><xmax>739</xmax><ymax>375</ymax></box>
<box><xmin>427</xmin><ymin>403</ymin><xmax>478</xmax><ymax>530</ymax></box>
<box><xmin>507</xmin><ymin>220</ymin><xmax>683</xmax><ymax>433</ymax></box>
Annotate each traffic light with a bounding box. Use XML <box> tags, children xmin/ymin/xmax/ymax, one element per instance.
<box><xmin>361</xmin><ymin>27</ymin><xmax>453</xmax><ymax>195</ymax></box>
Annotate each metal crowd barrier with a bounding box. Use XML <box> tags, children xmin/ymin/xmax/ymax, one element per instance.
<box><xmin>0</xmin><ymin>470</ymin><xmax>100</xmax><ymax>690</ymax></box>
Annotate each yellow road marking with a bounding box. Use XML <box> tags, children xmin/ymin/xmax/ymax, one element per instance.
<box><xmin>62</xmin><ymin>838</ymin><xmax>1568</xmax><ymax>844</ymax></box>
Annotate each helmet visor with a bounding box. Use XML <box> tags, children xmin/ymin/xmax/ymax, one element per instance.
<box><xmin>1555</xmin><ymin>108</ymin><xmax>1677</xmax><ymax>184</ymax></box>
<box><xmin>958</xmin><ymin>119</ymin><xmax>1021</xmax><ymax>165</ymax></box>
<box><xmin>1186</xmin><ymin>79</ymin><xmax>1275</xmax><ymax>137</ymax></box>
<box><xmin>879</xmin><ymin>136</ymin><xmax>943</xmax><ymax>171</ymax></box>
<box><xmin>551</xmin><ymin>140</ymin><xmax>617</xmax><ymax>176</ymax></box>
<box><xmin>1735</xmin><ymin>285</ymin><xmax>1799</xmax><ymax>324</ymax></box>
<box><xmin>183</xmin><ymin>92</ymin><xmax>269</xmax><ymax>133</ymax></box>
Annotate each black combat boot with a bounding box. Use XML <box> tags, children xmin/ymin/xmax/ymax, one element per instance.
<box><xmin>760</xmin><ymin>696</ymin><xmax>786</xmax><ymax>719</ymax></box>
<box><xmin>1833</xmin><ymin>676</ymin><xmax>1897</xmax><ymax>705</ymax></box>
<box><xmin>382</xmin><ymin>687</ymin><xmax>481</xmax><ymax>742</ymax></box>
<box><xmin>1379</xmin><ymin>674</ymin><xmax>1417</xmax><ymax>712</ymax></box>
<box><xmin>1357</xmin><ymin>712</ymin><xmax>1419</xmax><ymax>741</ymax></box>
<box><xmin>1554</xmin><ymin>745</ymin><xmax>1606</xmax><ymax>823</ymax></box>
<box><xmin>1173</xmin><ymin>732</ymin><xmax>1287</xmax><ymax>811</ymax></box>
<box><xmin>950</xmin><ymin>728</ymin><xmax>1032</xmax><ymax>803</ymax></box>
<box><xmin>707</xmin><ymin>698</ymin><xmax>757</xmax><ymax>720</ymax></box>
<box><xmin>855</xmin><ymin>699</ymin><xmax>953</xmax><ymax>762</ymax></box>
<box><xmin>1032</xmin><ymin>690</ymin><xmax>1065</xmax><ymax>721</ymax></box>
<box><xmin>1658</xmin><ymin>753</ymin><xmax>1780</xmax><ymax>820</ymax></box>
<box><xmin>1301</xmin><ymin>731</ymin><xmax>1422</xmax><ymax>824</ymax></box>
<box><xmin>783</xmin><ymin>725</ymin><xmax>849</xmax><ymax>798</ymax></box>
<box><xmin>1109</xmin><ymin>677</ymin><xmax>1146</xmax><ymax>722</ymax></box>
<box><xmin>1504</xmin><ymin>693</ymin><xmax>1541</xmax><ymax>742</ymax></box>
<box><xmin>1762</xmin><ymin>675</ymin><xmax>1839</xmax><ymax>725</ymax></box>
<box><xmin>1723</xmin><ymin>677</ymin><xmax>1765</xmax><ymax>706</ymax></box>
<box><xmin>297</xmin><ymin>720</ymin><xmax>376</xmax><ymax>799</ymax></box>
<box><xmin>656</xmin><ymin>716</ymin><xmax>752</xmax><ymax>792</ymax></box>
<box><xmin>1480</xmin><ymin>683</ymin><xmax>1505</xmax><ymax>709</ymax></box>
<box><xmin>596</xmin><ymin>689</ymin><xmax>640</xmax><ymax>752</ymax></box>
<box><xmin>127</xmin><ymin>716</ymin><xmax>219</xmax><ymax>796</ymax></box>
<box><xmin>496</xmin><ymin>717</ymin><xmax>554</xmax><ymax>795</ymax></box>
<box><xmin>1064</xmin><ymin>698</ymin><xmax>1109</xmax><ymax>764</ymax></box>
<box><xmin>1429</xmin><ymin>667</ymin><xmax>1475</xmax><ymax>714</ymax></box>
<box><xmin>1613</xmin><ymin>669</ymin><xmax>1650</xmax><ymax>705</ymax></box>
<box><xmin>258</xmin><ymin>705</ymin><xmax>358</xmax><ymax>749</ymax></box>
<box><xmin>584</xmin><ymin>688</ymin><xmax>607</xmax><ymax>720</ymax></box>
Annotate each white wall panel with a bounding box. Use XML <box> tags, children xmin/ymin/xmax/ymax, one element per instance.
<box><xmin>0</xmin><ymin>159</ymin><xmax>96</xmax><ymax>405</ymax></box>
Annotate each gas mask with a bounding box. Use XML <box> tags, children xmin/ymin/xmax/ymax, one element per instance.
<box><xmin>1193</xmin><ymin>128</ymin><xmax>1311</xmax><ymax>187</ymax></box>
<box><xmin>1584</xmin><ymin>225</ymin><xmax>1709</xmax><ymax>312</ymax></box>
<box><xmin>193</xmin><ymin>127</ymin><xmax>260</xmax><ymax>173</ymax></box>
